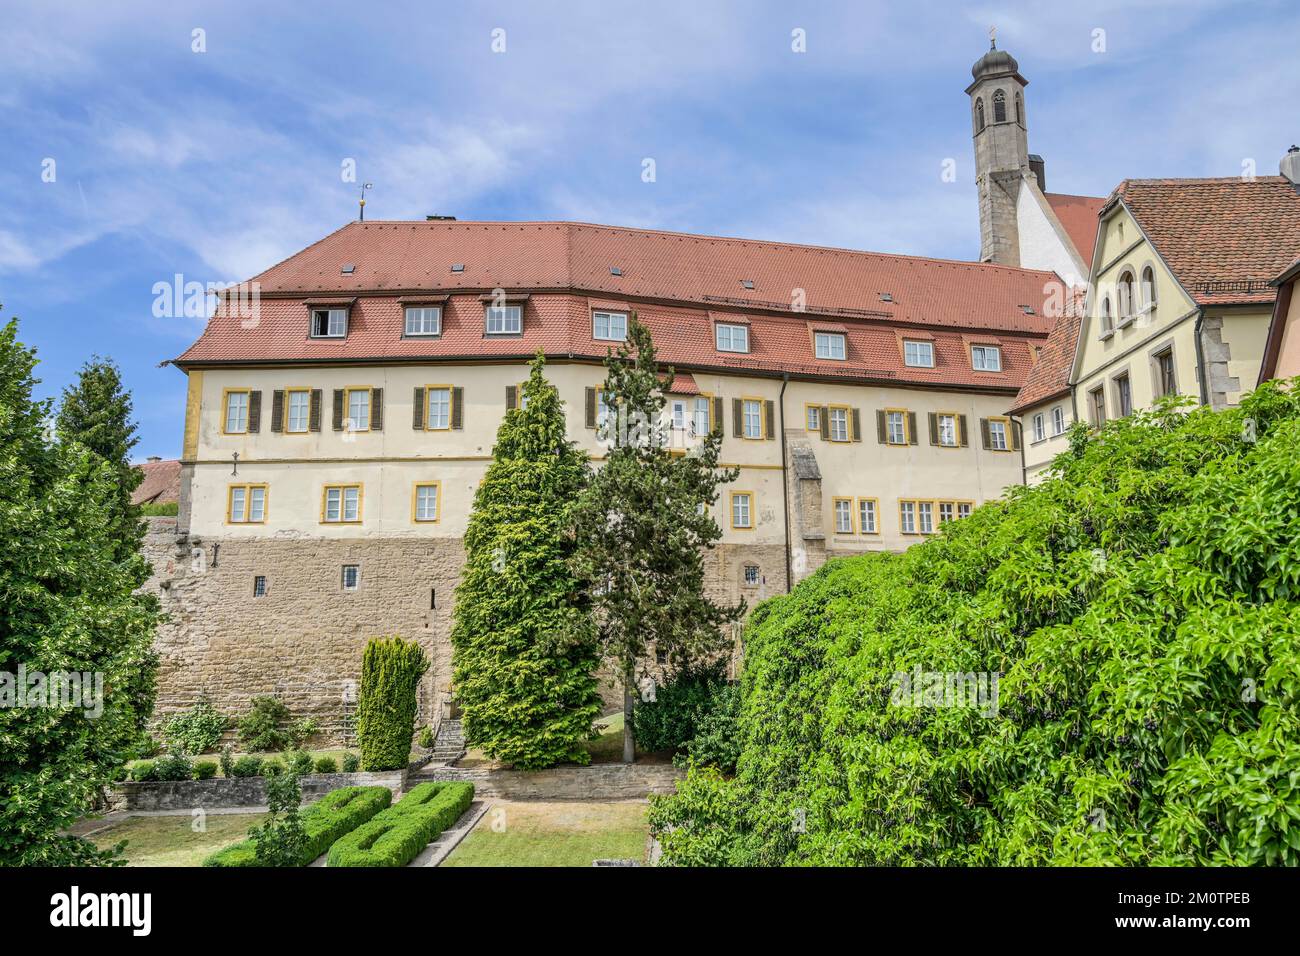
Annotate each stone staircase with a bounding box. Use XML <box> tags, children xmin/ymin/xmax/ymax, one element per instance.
<box><xmin>427</xmin><ymin>718</ymin><xmax>465</xmax><ymax>765</ymax></box>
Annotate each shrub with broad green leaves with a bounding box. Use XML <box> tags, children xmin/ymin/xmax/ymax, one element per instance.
<box><xmin>159</xmin><ymin>700</ymin><xmax>228</xmax><ymax>755</ymax></box>
<box><xmin>653</xmin><ymin>383</ymin><xmax>1300</xmax><ymax>866</ymax></box>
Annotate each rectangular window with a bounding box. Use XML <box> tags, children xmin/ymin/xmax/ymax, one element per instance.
<box><xmin>814</xmin><ymin>332</ymin><xmax>846</xmax><ymax>360</ymax></box>
<box><xmin>323</xmin><ymin>485</ymin><xmax>362</xmax><ymax>524</ymax></box>
<box><xmin>988</xmin><ymin>418</ymin><xmax>1008</xmax><ymax>451</ymax></box>
<box><xmin>715</xmin><ymin>323</ymin><xmax>749</xmax><ymax>353</ymax></box>
<box><xmin>971</xmin><ymin>345</ymin><xmax>1001</xmax><ymax>371</ymax></box>
<box><xmin>596</xmin><ymin>388</ymin><xmax>613</xmax><ymax>429</ymax></box>
<box><xmin>1090</xmin><ymin>387</ymin><xmax>1106</xmax><ymax>426</ymax></box>
<box><xmin>485</xmin><ymin>304</ymin><xmax>523</xmax><ymax>335</ymax></box>
<box><xmin>1155</xmin><ymin>349</ymin><xmax>1176</xmax><ymax>398</ymax></box>
<box><xmin>670</xmin><ymin>399</ymin><xmax>687</xmax><ymax>431</ymax></box>
<box><xmin>223</xmin><ymin>390</ymin><xmax>249</xmax><ymax>434</ymax></box>
<box><xmin>1033</xmin><ymin>413</ymin><xmax>1045</xmax><ymax>443</ymax></box>
<box><xmin>833</xmin><ymin>498</ymin><xmax>854</xmax><ymax>534</ymax></box>
<box><xmin>903</xmin><ymin>340</ymin><xmax>934</xmax><ymax>368</ymax></box>
<box><xmin>227</xmin><ymin>484</ymin><xmax>266</xmax><ymax>524</ymax></box>
<box><xmin>310</xmin><ymin>308</ymin><xmax>347</xmax><ymax>338</ymax></box>
<box><xmin>743</xmin><ymin>565</ymin><xmax>760</xmax><ymax>586</ymax></box>
<box><xmin>858</xmin><ymin>498</ymin><xmax>878</xmax><ymax>534</ymax></box>
<box><xmin>252</xmin><ymin>575</ymin><xmax>267</xmax><ymax>598</ymax></box>
<box><xmin>1115</xmin><ymin>373</ymin><xmax>1132</xmax><ymax>417</ymax></box>
<box><xmin>593</xmin><ymin>311</ymin><xmax>627</xmax><ymax>342</ymax></box>
<box><xmin>918</xmin><ymin>501</ymin><xmax>934</xmax><ymax>534</ymax></box>
<box><xmin>425</xmin><ymin>387</ymin><xmax>452</xmax><ymax>430</ymax></box>
<box><xmin>806</xmin><ymin>405</ymin><xmax>821</xmax><ymax>431</ymax></box>
<box><xmin>345</xmin><ymin>388</ymin><xmax>371</xmax><ymax>431</ymax></box>
<box><xmin>938</xmin><ymin>501</ymin><xmax>955</xmax><ymax>524</ymax></box>
<box><xmin>900</xmin><ymin>500</ymin><xmax>916</xmax><ymax>534</ymax></box>
<box><xmin>1052</xmin><ymin>406</ymin><xmax>1065</xmax><ymax>435</ymax></box>
<box><xmin>731</xmin><ymin>492</ymin><xmax>753</xmax><ymax>529</ymax></box>
<box><xmin>742</xmin><ymin>399</ymin><xmax>763</xmax><ymax>439</ymax></box>
<box><xmin>957</xmin><ymin>502</ymin><xmax>972</xmax><ymax>519</ymax></box>
<box><xmin>692</xmin><ymin>397</ymin><xmax>711</xmax><ymax>437</ymax></box>
<box><xmin>886</xmin><ymin>410</ymin><xmax>907</xmax><ymax>445</ymax></box>
<box><xmin>937</xmin><ymin>413</ymin><xmax>957</xmax><ymax>447</ymax></box>
<box><xmin>413</xmin><ymin>482</ymin><xmax>440</xmax><ymax>522</ymax></box>
<box><xmin>286</xmin><ymin>388</ymin><xmax>310</xmax><ymax>433</ymax></box>
<box><xmin>404</xmin><ymin>306</ymin><xmax>442</xmax><ymax>336</ymax></box>
<box><xmin>828</xmin><ymin>406</ymin><xmax>849</xmax><ymax>442</ymax></box>
<box><xmin>341</xmin><ymin>565</ymin><xmax>360</xmax><ymax>591</ymax></box>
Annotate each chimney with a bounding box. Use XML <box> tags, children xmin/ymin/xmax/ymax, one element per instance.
<box><xmin>1028</xmin><ymin>154</ymin><xmax>1047</xmax><ymax>193</ymax></box>
<box><xmin>146</xmin><ymin>456</ymin><xmax>162</xmax><ymax>463</ymax></box>
<box><xmin>425</xmin><ymin>215</ymin><xmax>456</xmax><ymax>221</ymax></box>
<box><xmin>1281</xmin><ymin>145</ymin><xmax>1300</xmax><ymax>187</ymax></box>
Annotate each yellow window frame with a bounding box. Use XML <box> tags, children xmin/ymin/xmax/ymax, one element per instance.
<box><xmin>832</xmin><ymin>496</ymin><xmax>856</xmax><ymax>534</ymax></box>
<box><xmin>343</xmin><ymin>386</ymin><xmax>373</xmax><ymax>433</ymax></box>
<box><xmin>283</xmin><ymin>387</ymin><xmax>312</xmax><ymax>434</ymax></box>
<box><xmin>987</xmin><ymin>415</ymin><xmax>1013</xmax><ymax>452</ymax></box>
<box><xmin>221</xmin><ymin>387</ymin><xmax>251</xmax><ymax>435</ymax></box>
<box><xmin>739</xmin><ymin>396</ymin><xmax>766</xmax><ymax>441</ymax></box>
<box><xmin>226</xmin><ymin>483</ymin><xmax>268</xmax><ymax>524</ymax></box>
<box><xmin>320</xmin><ymin>483</ymin><xmax>364</xmax><ymax>524</ymax></box>
<box><xmin>826</xmin><ymin>404</ymin><xmax>852</xmax><ymax>442</ymax></box>
<box><xmin>411</xmin><ymin>481</ymin><xmax>442</xmax><ymax>523</ymax></box>
<box><xmin>729</xmin><ymin>491</ymin><xmax>755</xmax><ymax>530</ymax></box>
<box><xmin>803</xmin><ymin>403</ymin><xmax>821</xmax><ymax>432</ymax></box>
<box><xmin>424</xmin><ymin>384</ymin><xmax>455</xmax><ymax>431</ymax></box>
<box><xmin>884</xmin><ymin>407</ymin><xmax>910</xmax><ymax>445</ymax></box>
<box><xmin>935</xmin><ymin>410</ymin><xmax>961</xmax><ymax>448</ymax></box>
<box><xmin>857</xmin><ymin>497</ymin><xmax>880</xmax><ymax>535</ymax></box>
<box><xmin>899</xmin><ymin>499</ymin><xmax>919</xmax><ymax>535</ymax></box>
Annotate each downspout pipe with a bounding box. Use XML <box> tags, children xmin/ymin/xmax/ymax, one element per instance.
<box><xmin>1193</xmin><ymin>309</ymin><xmax>1210</xmax><ymax>407</ymax></box>
<box><xmin>779</xmin><ymin>373</ymin><xmax>792</xmax><ymax>593</ymax></box>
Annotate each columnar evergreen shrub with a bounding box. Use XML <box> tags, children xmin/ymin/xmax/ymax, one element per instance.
<box><xmin>653</xmin><ymin>384</ymin><xmax>1300</xmax><ymax>866</ymax></box>
<box><xmin>452</xmin><ymin>355</ymin><xmax>602</xmax><ymax>769</ymax></box>
<box><xmin>326</xmin><ymin>782</ymin><xmax>474</xmax><ymax>867</ymax></box>
<box><xmin>356</xmin><ymin>636</ymin><xmax>429</xmax><ymax>771</ymax></box>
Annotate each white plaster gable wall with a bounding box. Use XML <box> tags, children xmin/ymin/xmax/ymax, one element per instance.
<box><xmin>1015</xmin><ymin>176</ymin><xmax>1085</xmax><ymax>287</ymax></box>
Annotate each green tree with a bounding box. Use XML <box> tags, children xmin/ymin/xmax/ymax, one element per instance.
<box><xmin>56</xmin><ymin>357</ymin><xmax>145</xmax><ymax>564</ymax></box>
<box><xmin>451</xmin><ymin>355</ymin><xmax>602</xmax><ymax>769</ymax></box>
<box><xmin>0</xmin><ymin>316</ymin><xmax>161</xmax><ymax>865</ymax></box>
<box><xmin>572</xmin><ymin>315</ymin><xmax>744</xmax><ymax>762</ymax></box>
<box><xmin>250</xmin><ymin>770</ymin><xmax>307</xmax><ymax>866</ymax></box>
<box><xmin>355</xmin><ymin>636</ymin><xmax>429</xmax><ymax>771</ymax></box>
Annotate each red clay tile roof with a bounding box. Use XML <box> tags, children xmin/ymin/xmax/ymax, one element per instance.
<box><xmin>1045</xmin><ymin>193</ymin><xmax>1105</xmax><ymax>267</ymax></box>
<box><xmin>177</xmin><ymin>220</ymin><xmax>1063</xmax><ymax>392</ymax></box>
<box><xmin>1007</xmin><ymin>306</ymin><xmax>1083</xmax><ymax>416</ymax></box>
<box><xmin>132</xmin><ymin>458</ymin><xmax>181</xmax><ymax>505</ymax></box>
<box><xmin>1112</xmin><ymin>177</ymin><xmax>1300</xmax><ymax>306</ymax></box>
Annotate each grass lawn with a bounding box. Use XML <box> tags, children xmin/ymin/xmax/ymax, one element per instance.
<box><xmin>442</xmin><ymin>801</ymin><xmax>649</xmax><ymax>867</ymax></box>
<box><xmin>86</xmin><ymin>813</ymin><xmax>265</xmax><ymax>867</ymax></box>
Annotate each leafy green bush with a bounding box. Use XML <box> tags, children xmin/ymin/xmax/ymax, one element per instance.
<box><xmin>341</xmin><ymin>753</ymin><xmax>360</xmax><ymax>773</ymax></box>
<box><xmin>632</xmin><ymin>663</ymin><xmax>732</xmax><ymax>755</ymax></box>
<box><xmin>262</xmin><ymin>758</ymin><xmax>284</xmax><ymax>777</ymax></box>
<box><xmin>250</xmin><ymin>771</ymin><xmax>306</xmax><ymax>866</ymax></box>
<box><xmin>417</xmin><ymin>726</ymin><xmax>435</xmax><ymax>750</ymax></box>
<box><xmin>230</xmin><ymin>755</ymin><xmax>263</xmax><ymax>778</ymax></box>
<box><xmin>151</xmin><ymin>753</ymin><xmax>194</xmax><ymax>781</ymax></box>
<box><xmin>356</xmin><ymin>637</ymin><xmax>429</xmax><ymax>771</ymax></box>
<box><xmin>284</xmin><ymin>749</ymin><xmax>314</xmax><ymax>776</ymax></box>
<box><xmin>127</xmin><ymin>760</ymin><xmax>156</xmax><ymax>782</ymax></box>
<box><xmin>219</xmin><ymin>747</ymin><xmax>234</xmax><ymax>778</ymax></box>
<box><xmin>314</xmin><ymin>756</ymin><xmax>339</xmax><ymax>774</ymax></box>
<box><xmin>653</xmin><ymin>385</ymin><xmax>1300</xmax><ymax>866</ymax></box>
<box><xmin>235</xmin><ymin>696</ymin><xmax>314</xmax><ymax>752</ymax></box>
<box><xmin>327</xmin><ymin>782</ymin><xmax>474</xmax><ymax>867</ymax></box>
<box><xmin>193</xmin><ymin>761</ymin><xmax>219</xmax><ymax>780</ymax></box>
<box><xmin>682</xmin><ymin>682</ymin><xmax>741</xmax><ymax>773</ymax></box>
<box><xmin>204</xmin><ymin>785</ymin><xmax>392</xmax><ymax>867</ymax></box>
<box><xmin>159</xmin><ymin>700</ymin><xmax>228</xmax><ymax>755</ymax></box>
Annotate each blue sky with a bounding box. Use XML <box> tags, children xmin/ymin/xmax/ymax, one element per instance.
<box><xmin>2</xmin><ymin>0</ymin><xmax>1297</xmax><ymax>459</ymax></box>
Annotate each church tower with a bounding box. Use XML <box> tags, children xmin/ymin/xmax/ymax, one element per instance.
<box><xmin>967</xmin><ymin>34</ymin><xmax>1030</xmax><ymax>266</ymax></box>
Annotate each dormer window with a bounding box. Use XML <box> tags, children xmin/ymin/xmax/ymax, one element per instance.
<box><xmin>485</xmin><ymin>303</ymin><xmax>523</xmax><ymax>335</ymax></box>
<box><xmin>903</xmin><ymin>339</ymin><xmax>934</xmax><ymax>368</ymax></box>
<box><xmin>404</xmin><ymin>306</ymin><xmax>442</xmax><ymax>337</ymax></box>
<box><xmin>593</xmin><ymin>311</ymin><xmax>627</xmax><ymax>342</ymax></box>
<box><xmin>715</xmin><ymin>323</ymin><xmax>749</xmax><ymax>353</ymax></box>
<box><xmin>814</xmin><ymin>332</ymin><xmax>846</xmax><ymax>360</ymax></box>
<box><xmin>971</xmin><ymin>345</ymin><xmax>1001</xmax><ymax>372</ymax></box>
<box><xmin>310</xmin><ymin>307</ymin><xmax>347</xmax><ymax>338</ymax></box>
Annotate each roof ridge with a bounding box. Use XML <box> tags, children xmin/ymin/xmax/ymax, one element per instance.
<box><xmin>245</xmin><ymin>220</ymin><xmax>357</xmax><ymax>285</ymax></box>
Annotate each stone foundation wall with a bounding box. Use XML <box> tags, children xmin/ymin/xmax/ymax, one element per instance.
<box><xmin>110</xmin><ymin>769</ymin><xmax>406</xmax><ymax>812</ymax></box>
<box><xmin>144</xmin><ymin>522</ymin><xmax>789</xmax><ymax>745</ymax></box>
<box><xmin>412</xmin><ymin>762</ymin><xmax>683</xmax><ymax>800</ymax></box>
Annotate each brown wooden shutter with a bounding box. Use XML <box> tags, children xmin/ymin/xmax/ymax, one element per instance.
<box><xmin>958</xmin><ymin>414</ymin><xmax>969</xmax><ymax>447</ymax></box>
<box><xmin>765</xmin><ymin>400</ymin><xmax>775</xmax><ymax>439</ymax></box>
<box><xmin>907</xmin><ymin>411</ymin><xmax>918</xmax><ymax>445</ymax></box>
<box><xmin>819</xmin><ymin>407</ymin><xmax>830</xmax><ymax>441</ymax></box>
<box><xmin>451</xmin><ymin>387</ymin><xmax>464</xmax><ymax>429</ymax></box>
<box><xmin>332</xmin><ymin>389</ymin><xmax>344</xmax><ymax>431</ymax></box>
<box><xmin>980</xmin><ymin>418</ymin><xmax>991</xmax><ymax>450</ymax></box>
<box><xmin>875</xmin><ymin>409</ymin><xmax>887</xmax><ymax>444</ymax></box>
<box><xmin>412</xmin><ymin>387</ymin><xmax>425</xmax><ymax>430</ymax></box>
<box><xmin>732</xmin><ymin>399</ymin><xmax>744</xmax><ymax>437</ymax></box>
<box><xmin>712</xmin><ymin>396</ymin><xmax>723</xmax><ymax>435</ymax></box>
<box><xmin>506</xmin><ymin>385</ymin><xmax>518</xmax><ymax>410</ymax></box>
<box><xmin>585</xmin><ymin>387</ymin><xmax>597</xmax><ymax>428</ymax></box>
<box><xmin>927</xmin><ymin>412</ymin><xmax>938</xmax><ymax>445</ymax></box>
<box><xmin>851</xmin><ymin>408</ymin><xmax>862</xmax><ymax>442</ymax></box>
<box><xmin>270</xmin><ymin>390</ymin><xmax>284</xmax><ymax>433</ymax></box>
<box><xmin>370</xmin><ymin>388</ymin><xmax>383</xmax><ymax>431</ymax></box>
<box><xmin>309</xmin><ymin>389</ymin><xmax>322</xmax><ymax>432</ymax></box>
<box><xmin>247</xmin><ymin>390</ymin><xmax>261</xmax><ymax>433</ymax></box>
<box><xmin>1011</xmin><ymin>420</ymin><xmax>1022</xmax><ymax>452</ymax></box>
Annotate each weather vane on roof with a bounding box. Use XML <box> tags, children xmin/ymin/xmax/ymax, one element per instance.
<box><xmin>358</xmin><ymin>181</ymin><xmax>373</xmax><ymax>222</ymax></box>
<box><xmin>989</xmin><ymin>25</ymin><xmax>997</xmax><ymax>49</ymax></box>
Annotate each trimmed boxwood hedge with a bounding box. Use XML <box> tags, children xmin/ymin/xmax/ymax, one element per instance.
<box><xmin>326</xmin><ymin>781</ymin><xmax>475</xmax><ymax>867</ymax></box>
<box><xmin>203</xmin><ymin>785</ymin><xmax>392</xmax><ymax>867</ymax></box>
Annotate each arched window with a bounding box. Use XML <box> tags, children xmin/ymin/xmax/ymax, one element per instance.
<box><xmin>1117</xmin><ymin>270</ymin><xmax>1136</xmax><ymax>325</ymax></box>
<box><xmin>974</xmin><ymin>98</ymin><xmax>985</xmax><ymax>133</ymax></box>
<box><xmin>1015</xmin><ymin>92</ymin><xmax>1022</xmax><ymax>124</ymax></box>
<box><xmin>1100</xmin><ymin>295</ymin><xmax>1113</xmax><ymax>334</ymax></box>
<box><xmin>992</xmin><ymin>89</ymin><xmax>1007</xmax><ymax>123</ymax></box>
<box><xmin>1141</xmin><ymin>266</ymin><xmax>1157</xmax><ymax>313</ymax></box>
